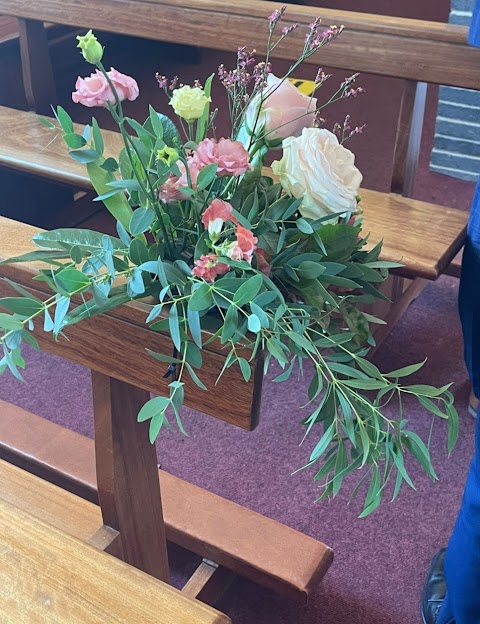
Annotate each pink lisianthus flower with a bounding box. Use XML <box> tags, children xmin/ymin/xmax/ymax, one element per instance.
<box><xmin>72</xmin><ymin>68</ymin><xmax>139</xmax><ymax>108</ymax></box>
<box><xmin>159</xmin><ymin>157</ymin><xmax>203</xmax><ymax>203</ymax></box>
<box><xmin>192</xmin><ymin>254</ymin><xmax>229</xmax><ymax>282</ymax></box>
<box><xmin>194</xmin><ymin>138</ymin><xmax>252</xmax><ymax>177</ymax></box>
<box><xmin>201</xmin><ymin>199</ymin><xmax>237</xmax><ymax>240</ymax></box>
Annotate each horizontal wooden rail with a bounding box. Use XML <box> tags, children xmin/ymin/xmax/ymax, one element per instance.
<box><xmin>0</xmin><ymin>0</ymin><xmax>478</xmax><ymax>87</ymax></box>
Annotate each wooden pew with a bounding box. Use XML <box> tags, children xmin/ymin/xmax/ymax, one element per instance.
<box><xmin>0</xmin><ymin>215</ymin><xmax>334</xmax><ymax>605</ymax></box>
<box><xmin>0</xmin><ymin>489</ymin><xmax>231</xmax><ymax>623</ymax></box>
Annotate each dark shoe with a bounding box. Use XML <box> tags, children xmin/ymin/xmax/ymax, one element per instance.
<box><xmin>421</xmin><ymin>548</ymin><xmax>447</xmax><ymax>624</ymax></box>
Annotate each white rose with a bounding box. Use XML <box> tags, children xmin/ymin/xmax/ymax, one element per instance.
<box><xmin>271</xmin><ymin>128</ymin><xmax>362</xmax><ymax>220</ymax></box>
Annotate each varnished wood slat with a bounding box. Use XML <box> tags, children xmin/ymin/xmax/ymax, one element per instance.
<box><xmin>0</xmin><ymin>458</ymin><xmax>103</xmax><ymax>542</ymax></box>
<box><xmin>0</xmin><ymin>495</ymin><xmax>231</xmax><ymax>623</ymax></box>
<box><xmin>0</xmin><ymin>0</ymin><xmax>479</xmax><ymax>87</ymax></box>
<box><xmin>92</xmin><ymin>371</ymin><xmax>170</xmax><ymax>581</ymax></box>
<box><xmin>0</xmin><ymin>109</ymin><xmax>468</xmax><ymax>280</ymax></box>
<box><xmin>0</xmin><ymin>402</ymin><xmax>334</xmax><ymax>603</ymax></box>
<box><xmin>0</xmin><ymin>216</ymin><xmax>263</xmax><ymax>430</ymax></box>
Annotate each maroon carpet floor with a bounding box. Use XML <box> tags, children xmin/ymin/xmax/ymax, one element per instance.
<box><xmin>1</xmin><ymin>1</ymin><xmax>479</xmax><ymax>622</ymax></box>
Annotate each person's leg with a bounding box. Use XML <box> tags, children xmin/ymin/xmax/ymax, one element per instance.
<box><xmin>432</xmin><ymin>182</ymin><xmax>480</xmax><ymax>624</ymax></box>
<box><xmin>436</xmin><ymin>405</ymin><xmax>480</xmax><ymax>624</ymax></box>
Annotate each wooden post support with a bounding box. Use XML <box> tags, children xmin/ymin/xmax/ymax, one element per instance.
<box><xmin>18</xmin><ymin>18</ymin><xmax>57</xmax><ymax>114</ymax></box>
<box><xmin>91</xmin><ymin>371</ymin><xmax>170</xmax><ymax>582</ymax></box>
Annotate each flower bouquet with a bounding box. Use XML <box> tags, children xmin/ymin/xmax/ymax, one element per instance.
<box><xmin>0</xmin><ymin>9</ymin><xmax>458</xmax><ymax>516</ymax></box>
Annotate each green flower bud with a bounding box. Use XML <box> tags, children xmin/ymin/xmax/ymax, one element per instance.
<box><xmin>157</xmin><ymin>146</ymin><xmax>180</xmax><ymax>166</ymax></box>
<box><xmin>76</xmin><ymin>30</ymin><xmax>104</xmax><ymax>64</ymax></box>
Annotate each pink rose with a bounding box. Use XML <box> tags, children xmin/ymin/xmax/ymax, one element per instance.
<box><xmin>159</xmin><ymin>157</ymin><xmax>203</xmax><ymax>203</ymax></box>
<box><xmin>72</xmin><ymin>67</ymin><xmax>138</xmax><ymax>108</ymax></box>
<box><xmin>192</xmin><ymin>254</ymin><xmax>230</xmax><ymax>283</ymax></box>
<box><xmin>194</xmin><ymin>138</ymin><xmax>252</xmax><ymax>177</ymax></box>
<box><xmin>245</xmin><ymin>74</ymin><xmax>317</xmax><ymax>142</ymax></box>
<box><xmin>201</xmin><ymin>199</ymin><xmax>237</xmax><ymax>239</ymax></box>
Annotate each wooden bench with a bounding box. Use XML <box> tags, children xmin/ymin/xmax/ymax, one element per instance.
<box><xmin>0</xmin><ymin>487</ymin><xmax>231</xmax><ymax>623</ymax></box>
<box><xmin>0</xmin><ymin>214</ymin><xmax>334</xmax><ymax>606</ymax></box>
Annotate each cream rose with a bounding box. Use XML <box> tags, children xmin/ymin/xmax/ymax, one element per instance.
<box><xmin>245</xmin><ymin>74</ymin><xmax>317</xmax><ymax>143</ymax></box>
<box><xmin>271</xmin><ymin>128</ymin><xmax>362</xmax><ymax>219</ymax></box>
<box><xmin>169</xmin><ymin>85</ymin><xmax>210</xmax><ymax>122</ymax></box>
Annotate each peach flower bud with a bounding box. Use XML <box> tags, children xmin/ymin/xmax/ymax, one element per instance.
<box><xmin>201</xmin><ymin>199</ymin><xmax>237</xmax><ymax>240</ymax></box>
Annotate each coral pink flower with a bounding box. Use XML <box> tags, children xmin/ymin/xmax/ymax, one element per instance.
<box><xmin>159</xmin><ymin>157</ymin><xmax>203</xmax><ymax>203</ymax></box>
<box><xmin>72</xmin><ymin>68</ymin><xmax>139</xmax><ymax>108</ymax></box>
<box><xmin>236</xmin><ymin>225</ymin><xmax>258</xmax><ymax>264</ymax></box>
<box><xmin>194</xmin><ymin>138</ymin><xmax>252</xmax><ymax>177</ymax></box>
<box><xmin>192</xmin><ymin>254</ymin><xmax>229</xmax><ymax>282</ymax></box>
<box><xmin>255</xmin><ymin>248</ymin><xmax>271</xmax><ymax>275</ymax></box>
<box><xmin>201</xmin><ymin>199</ymin><xmax>237</xmax><ymax>239</ymax></box>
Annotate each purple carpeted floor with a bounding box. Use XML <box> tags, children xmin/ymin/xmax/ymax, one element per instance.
<box><xmin>2</xmin><ymin>1</ymin><xmax>479</xmax><ymax>622</ymax></box>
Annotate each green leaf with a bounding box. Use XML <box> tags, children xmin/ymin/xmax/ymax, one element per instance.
<box><xmin>446</xmin><ymin>403</ymin><xmax>460</xmax><ymax>454</ymax></box>
<box><xmin>403</xmin><ymin>430</ymin><xmax>438</xmax><ymax>480</ymax></box>
<box><xmin>247</xmin><ymin>314</ymin><xmax>261</xmax><ymax>333</ymax></box>
<box><xmin>187</xmin><ymin>307</ymin><xmax>202</xmax><ymax>348</ymax></box>
<box><xmin>195</xmin><ymin>73</ymin><xmax>214</xmax><ymax>143</ymax></box>
<box><xmin>138</xmin><ymin>395</ymin><xmax>169</xmax><ymax>422</ymax></box>
<box><xmin>185</xmin><ymin>362</ymin><xmax>207</xmax><ymax>390</ymax></box>
<box><xmin>0</xmin><ymin>314</ymin><xmax>24</xmax><ymax>331</ymax></box>
<box><xmin>129</xmin><ymin>207</ymin><xmax>155</xmax><ymax>236</ymax></box>
<box><xmin>33</xmin><ymin>229</ymin><xmax>125</xmax><ymax>253</ymax></box>
<box><xmin>63</xmin><ymin>133</ymin><xmax>87</xmax><ymax>149</ymax></box>
<box><xmin>296</xmin><ymin>218</ymin><xmax>314</xmax><ymax>234</ymax></box>
<box><xmin>189</xmin><ymin>283</ymin><xmax>213</xmax><ymax>312</ymax></box>
<box><xmin>296</xmin><ymin>261</ymin><xmax>326</xmax><ymax>279</ymax></box>
<box><xmin>146</xmin><ymin>349</ymin><xmax>181</xmax><ymax>364</ymax></box>
<box><xmin>196</xmin><ymin>163</ymin><xmax>218</xmax><ymax>190</ymax></box>
<box><xmin>0</xmin><ymin>250</ymin><xmax>70</xmax><ymax>265</ymax></box>
<box><xmin>91</xmin><ymin>118</ymin><xmax>105</xmax><ymax>155</ymax></box>
<box><xmin>156</xmin><ymin>113</ymin><xmax>181</xmax><ymax>147</ymax></box>
<box><xmin>69</xmin><ymin>148</ymin><xmax>101</xmax><ymax>164</ymax></box>
<box><xmin>37</xmin><ymin>116</ymin><xmax>55</xmax><ymax>130</ymax></box>
<box><xmin>55</xmin><ymin>105</ymin><xmax>73</xmax><ymax>134</ymax></box>
<box><xmin>100</xmin><ymin>157</ymin><xmax>118</xmax><ymax>172</ymax></box>
<box><xmin>249</xmin><ymin>302</ymin><xmax>269</xmax><ymax>328</ymax></box>
<box><xmin>385</xmin><ymin>360</ymin><xmax>427</xmax><ymax>378</ymax></box>
<box><xmin>149</xmin><ymin>106</ymin><xmax>164</xmax><ymax>138</ymax></box>
<box><xmin>238</xmin><ymin>357</ymin><xmax>252</xmax><ymax>382</ymax></box>
<box><xmin>168</xmin><ymin>303</ymin><xmax>181</xmax><ymax>350</ymax></box>
<box><xmin>0</xmin><ymin>297</ymin><xmax>43</xmax><ymax>317</ymax></box>
<box><xmin>233</xmin><ymin>274</ymin><xmax>263</xmax><ymax>307</ymax></box>
<box><xmin>221</xmin><ymin>305</ymin><xmax>238</xmax><ymax>343</ymax></box>
<box><xmin>54</xmin><ymin>269</ymin><xmax>90</xmax><ymax>295</ymax></box>
<box><xmin>86</xmin><ymin>162</ymin><xmax>134</xmax><ymax>235</ymax></box>
<box><xmin>403</xmin><ymin>384</ymin><xmax>452</xmax><ymax>398</ymax></box>
<box><xmin>129</xmin><ymin>239</ymin><xmax>150</xmax><ymax>266</ymax></box>
<box><xmin>309</xmin><ymin>422</ymin><xmax>335</xmax><ymax>462</ymax></box>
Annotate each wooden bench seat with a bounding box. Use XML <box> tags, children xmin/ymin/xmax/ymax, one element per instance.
<box><xmin>0</xmin><ymin>399</ymin><xmax>333</xmax><ymax>603</ymax></box>
<box><xmin>0</xmin><ymin>487</ymin><xmax>231</xmax><ymax>623</ymax></box>
<box><xmin>0</xmin><ymin>106</ymin><xmax>467</xmax><ymax>281</ymax></box>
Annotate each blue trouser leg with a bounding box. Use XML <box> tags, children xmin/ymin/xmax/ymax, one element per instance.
<box><xmin>437</xmin><ymin>181</ymin><xmax>480</xmax><ymax>624</ymax></box>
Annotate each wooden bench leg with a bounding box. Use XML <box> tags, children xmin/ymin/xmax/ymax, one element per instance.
<box><xmin>18</xmin><ymin>18</ymin><xmax>57</xmax><ymax>114</ymax></box>
<box><xmin>91</xmin><ymin>371</ymin><xmax>170</xmax><ymax>582</ymax></box>
<box><xmin>183</xmin><ymin>560</ymin><xmax>236</xmax><ymax>605</ymax></box>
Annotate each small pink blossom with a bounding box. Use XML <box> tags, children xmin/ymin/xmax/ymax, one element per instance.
<box><xmin>72</xmin><ymin>68</ymin><xmax>138</xmax><ymax>108</ymax></box>
<box><xmin>192</xmin><ymin>254</ymin><xmax>229</xmax><ymax>282</ymax></box>
<box><xmin>236</xmin><ymin>226</ymin><xmax>258</xmax><ymax>264</ymax></box>
<box><xmin>201</xmin><ymin>199</ymin><xmax>237</xmax><ymax>239</ymax></box>
<box><xmin>194</xmin><ymin>138</ymin><xmax>252</xmax><ymax>177</ymax></box>
<box><xmin>159</xmin><ymin>157</ymin><xmax>203</xmax><ymax>203</ymax></box>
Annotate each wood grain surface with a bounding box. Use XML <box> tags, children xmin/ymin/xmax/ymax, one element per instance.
<box><xmin>0</xmin><ymin>494</ymin><xmax>231</xmax><ymax>623</ymax></box>
<box><xmin>0</xmin><ymin>0</ymin><xmax>478</xmax><ymax>86</ymax></box>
